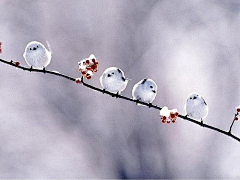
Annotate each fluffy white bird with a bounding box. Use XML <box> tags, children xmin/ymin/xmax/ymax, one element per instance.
<box><xmin>185</xmin><ymin>93</ymin><xmax>208</xmax><ymax>123</ymax></box>
<box><xmin>100</xmin><ymin>67</ymin><xmax>128</xmax><ymax>94</ymax></box>
<box><xmin>132</xmin><ymin>78</ymin><xmax>157</xmax><ymax>105</ymax></box>
<box><xmin>23</xmin><ymin>41</ymin><xmax>52</xmax><ymax>69</ymax></box>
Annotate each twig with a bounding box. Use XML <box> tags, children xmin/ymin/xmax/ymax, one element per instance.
<box><xmin>229</xmin><ymin>112</ymin><xmax>238</xmax><ymax>134</ymax></box>
<box><xmin>0</xmin><ymin>58</ymin><xmax>240</xmax><ymax>143</ymax></box>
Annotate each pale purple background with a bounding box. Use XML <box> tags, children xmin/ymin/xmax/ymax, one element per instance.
<box><xmin>0</xmin><ymin>0</ymin><xmax>240</xmax><ymax>178</ymax></box>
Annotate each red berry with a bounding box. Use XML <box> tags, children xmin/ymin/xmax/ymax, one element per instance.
<box><xmin>170</xmin><ymin>113</ymin><xmax>175</xmax><ymax>119</ymax></box>
<box><xmin>92</xmin><ymin>59</ymin><xmax>95</xmax><ymax>63</ymax></box>
<box><xmin>86</xmin><ymin>76</ymin><xmax>92</xmax><ymax>80</ymax></box>
<box><xmin>237</xmin><ymin>108</ymin><xmax>240</xmax><ymax>112</ymax></box>
<box><xmin>234</xmin><ymin>117</ymin><xmax>238</xmax><ymax>121</ymax></box>
<box><xmin>175</xmin><ymin>112</ymin><xmax>179</xmax><ymax>116</ymax></box>
<box><xmin>162</xmin><ymin>119</ymin><xmax>166</xmax><ymax>123</ymax></box>
<box><xmin>86</xmin><ymin>60</ymin><xmax>90</xmax><ymax>64</ymax></box>
<box><xmin>15</xmin><ymin>62</ymin><xmax>20</xmax><ymax>66</ymax></box>
<box><xmin>86</xmin><ymin>66</ymin><xmax>91</xmax><ymax>70</ymax></box>
<box><xmin>75</xmin><ymin>79</ymin><xmax>81</xmax><ymax>84</ymax></box>
<box><xmin>91</xmin><ymin>65</ymin><xmax>96</xmax><ymax>69</ymax></box>
<box><xmin>81</xmin><ymin>71</ymin><xmax>86</xmax><ymax>75</ymax></box>
<box><xmin>172</xmin><ymin>120</ymin><xmax>176</xmax><ymax>123</ymax></box>
<box><xmin>167</xmin><ymin>121</ymin><xmax>170</xmax><ymax>124</ymax></box>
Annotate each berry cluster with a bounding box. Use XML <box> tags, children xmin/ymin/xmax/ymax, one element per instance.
<box><xmin>234</xmin><ymin>106</ymin><xmax>240</xmax><ymax>121</ymax></box>
<box><xmin>160</xmin><ymin>106</ymin><xmax>179</xmax><ymax>124</ymax></box>
<box><xmin>78</xmin><ymin>54</ymin><xmax>99</xmax><ymax>80</ymax></box>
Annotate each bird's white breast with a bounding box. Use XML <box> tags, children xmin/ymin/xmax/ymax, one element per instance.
<box><xmin>24</xmin><ymin>49</ymin><xmax>51</xmax><ymax>68</ymax></box>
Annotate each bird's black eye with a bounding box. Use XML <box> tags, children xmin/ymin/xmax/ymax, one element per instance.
<box><xmin>190</xmin><ymin>97</ymin><xmax>192</xmax><ymax>99</ymax></box>
<box><xmin>150</xmin><ymin>86</ymin><xmax>153</xmax><ymax>88</ymax></box>
<box><xmin>37</xmin><ymin>46</ymin><xmax>38</xmax><ymax>48</ymax></box>
<box><xmin>30</xmin><ymin>48</ymin><xmax>32</xmax><ymax>50</ymax></box>
<box><xmin>112</xmin><ymin>72</ymin><xmax>114</xmax><ymax>75</ymax></box>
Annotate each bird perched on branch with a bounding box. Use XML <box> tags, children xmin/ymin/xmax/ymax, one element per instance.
<box><xmin>23</xmin><ymin>41</ymin><xmax>52</xmax><ymax>70</ymax></box>
<box><xmin>100</xmin><ymin>67</ymin><xmax>129</xmax><ymax>94</ymax></box>
<box><xmin>132</xmin><ymin>78</ymin><xmax>157</xmax><ymax>105</ymax></box>
<box><xmin>185</xmin><ymin>93</ymin><xmax>208</xmax><ymax>123</ymax></box>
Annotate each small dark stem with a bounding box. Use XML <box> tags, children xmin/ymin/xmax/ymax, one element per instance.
<box><xmin>148</xmin><ymin>103</ymin><xmax>153</xmax><ymax>108</ymax></box>
<box><xmin>200</xmin><ymin>119</ymin><xmax>205</xmax><ymax>127</ymax></box>
<box><xmin>80</xmin><ymin>76</ymin><xmax>84</xmax><ymax>83</ymax></box>
<box><xmin>229</xmin><ymin>112</ymin><xmax>238</xmax><ymax>134</ymax></box>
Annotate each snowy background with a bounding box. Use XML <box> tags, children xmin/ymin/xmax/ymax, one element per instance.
<box><xmin>0</xmin><ymin>0</ymin><xmax>240</xmax><ymax>178</ymax></box>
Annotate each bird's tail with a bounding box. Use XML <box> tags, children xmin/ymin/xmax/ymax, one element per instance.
<box><xmin>46</xmin><ymin>40</ymin><xmax>53</xmax><ymax>54</ymax></box>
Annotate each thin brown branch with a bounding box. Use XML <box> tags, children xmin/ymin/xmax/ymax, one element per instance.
<box><xmin>0</xmin><ymin>58</ymin><xmax>239</xmax><ymax>143</ymax></box>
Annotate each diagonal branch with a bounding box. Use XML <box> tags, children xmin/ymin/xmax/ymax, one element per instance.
<box><xmin>229</xmin><ymin>112</ymin><xmax>238</xmax><ymax>134</ymax></box>
<box><xmin>0</xmin><ymin>58</ymin><xmax>240</xmax><ymax>143</ymax></box>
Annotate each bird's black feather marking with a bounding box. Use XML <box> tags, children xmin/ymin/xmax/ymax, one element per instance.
<box><xmin>141</xmin><ymin>78</ymin><xmax>147</xmax><ymax>84</ymax></box>
<box><xmin>203</xmin><ymin>99</ymin><xmax>207</xmax><ymax>105</ymax></box>
<box><xmin>117</xmin><ymin>68</ymin><xmax>121</xmax><ymax>73</ymax></box>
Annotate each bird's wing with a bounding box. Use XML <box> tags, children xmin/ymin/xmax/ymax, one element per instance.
<box><xmin>100</xmin><ymin>73</ymin><xmax>106</xmax><ymax>87</ymax></box>
<box><xmin>201</xmin><ymin>97</ymin><xmax>207</xmax><ymax>105</ymax></box>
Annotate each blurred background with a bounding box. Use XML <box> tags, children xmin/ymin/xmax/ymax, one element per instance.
<box><xmin>0</xmin><ymin>0</ymin><xmax>240</xmax><ymax>178</ymax></box>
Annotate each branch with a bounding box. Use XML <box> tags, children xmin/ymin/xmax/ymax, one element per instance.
<box><xmin>229</xmin><ymin>112</ymin><xmax>239</xmax><ymax>134</ymax></box>
<box><xmin>0</xmin><ymin>58</ymin><xmax>240</xmax><ymax>143</ymax></box>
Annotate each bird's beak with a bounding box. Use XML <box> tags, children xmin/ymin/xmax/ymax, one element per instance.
<box><xmin>193</xmin><ymin>96</ymin><xmax>197</xmax><ymax>99</ymax></box>
<box><xmin>107</xmin><ymin>74</ymin><xmax>111</xmax><ymax>77</ymax></box>
<box><xmin>33</xmin><ymin>47</ymin><xmax>37</xmax><ymax>51</ymax></box>
<box><xmin>152</xmin><ymin>90</ymin><xmax>156</xmax><ymax>93</ymax></box>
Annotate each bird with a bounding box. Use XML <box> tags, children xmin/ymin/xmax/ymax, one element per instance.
<box><xmin>100</xmin><ymin>67</ymin><xmax>129</xmax><ymax>94</ymax></box>
<box><xmin>23</xmin><ymin>41</ymin><xmax>52</xmax><ymax>70</ymax></box>
<box><xmin>184</xmin><ymin>93</ymin><xmax>208</xmax><ymax>124</ymax></box>
<box><xmin>132</xmin><ymin>78</ymin><xmax>157</xmax><ymax>105</ymax></box>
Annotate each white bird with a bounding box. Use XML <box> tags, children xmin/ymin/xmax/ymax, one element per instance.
<box><xmin>132</xmin><ymin>78</ymin><xmax>157</xmax><ymax>105</ymax></box>
<box><xmin>100</xmin><ymin>67</ymin><xmax>129</xmax><ymax>94</ymax></box>
<box><xmin>184</xmin><ymin>93</ymin><xmax>208</xmax><ymax>123</ymax></box>
<box><xmin>23</xmin><ymin>41</ymin><xmax>52</xmax><ymax>70</ymax></box>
